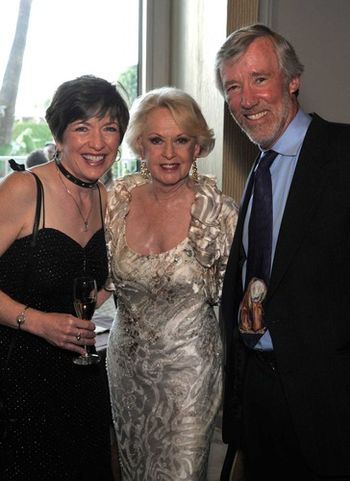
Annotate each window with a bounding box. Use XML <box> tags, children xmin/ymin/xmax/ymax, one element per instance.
<box><xmin>0</xmin><ymin>0</ymin><xmax>140</xmax><ymax>179</ymax></box>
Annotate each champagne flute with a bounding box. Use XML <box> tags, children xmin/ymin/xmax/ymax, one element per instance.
<box><xmin>73</xmin><ymin>276</ymin><xmax>100</xmax><ymax>365</ymax></box>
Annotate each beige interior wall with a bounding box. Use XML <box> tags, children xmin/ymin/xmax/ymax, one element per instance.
<box><xmin>267</xmin><ymin>0</ymin><xmax>350</xmax><ymax>124</ymax></box>
<box><xmin>222</xmin><ymin>0</ymin><xmax>260</xmax><ymax>202</ymax></box>
<box><xmin>169</xmin><ymin>0</ymin><xmax>228</xmax><ymax>189</ymax></box>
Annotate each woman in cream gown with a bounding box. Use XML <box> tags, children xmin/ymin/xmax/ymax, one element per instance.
<box><xmin>106</xmin><ymin>87</ymin><xmax>238</xmax><ymax>481</ymax></box>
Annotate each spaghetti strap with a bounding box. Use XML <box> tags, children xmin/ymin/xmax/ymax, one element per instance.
<box><xmin>8</xmin><ymin>159</ymin><xmax>45</xmax><ymax>247</ymax></box>
<box><xmin>29</xmin><ymin>172</ymin><xmax>45</xmax><ymax>247</ymax></box>
<box><xmin>96</xmin><ymin>184</ymin><xmax>105</xmax><ymax>229</ymax></box>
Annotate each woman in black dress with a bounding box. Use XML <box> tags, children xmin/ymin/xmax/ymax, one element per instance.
<box><xmin>0</xmin><ymin>75</ymin><xmax>129</xmax><ymax>480</ymax></box>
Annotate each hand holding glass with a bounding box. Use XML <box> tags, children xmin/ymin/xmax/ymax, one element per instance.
<box><xmin>73</xmin><ymin>276</ymin><xmax>100</xmax><ymax>365</ymax></box>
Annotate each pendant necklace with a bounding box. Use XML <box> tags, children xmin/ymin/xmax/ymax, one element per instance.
<box><xmin>57</xmin><ymin>168</ymin><xmax>94</xmax><ymax>232</ymax></box>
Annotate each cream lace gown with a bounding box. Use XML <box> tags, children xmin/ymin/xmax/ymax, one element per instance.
<box><xmin>106</xmin><ymin>174</ymin><xmax>237</xmax><ymax>481</ymax></box>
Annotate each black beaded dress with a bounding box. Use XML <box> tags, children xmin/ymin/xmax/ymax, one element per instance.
<box><xmin>0</xmin><ymin>173</ymin><xmax>113</xmax><ymax>481</ymax></box>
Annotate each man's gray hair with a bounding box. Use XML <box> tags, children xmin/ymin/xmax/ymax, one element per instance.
<box><xmin>215</xmin><ymin>23</ymin><xmax>304</xmax><ymax>96</ymax></box>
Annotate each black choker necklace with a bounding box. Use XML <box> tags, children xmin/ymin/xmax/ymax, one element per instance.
<box><xmin>55</xmin><ymin>160</ymin><xmax>97</xmax><ymax>189</ymax></box>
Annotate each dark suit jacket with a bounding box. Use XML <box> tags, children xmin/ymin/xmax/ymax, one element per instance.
<box><xmin>220</xmin><ymin>114</ymin><xmax>350</xmax><ymax>476</ymax></box>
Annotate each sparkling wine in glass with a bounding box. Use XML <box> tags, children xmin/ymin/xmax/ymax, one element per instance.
<box><xmin>73</xmin><ymin>276</ymin><xmax>100</xmax><ymax>365</ymax></box>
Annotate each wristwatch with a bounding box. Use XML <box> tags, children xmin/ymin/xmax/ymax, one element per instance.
<box><xmin>16</xmin><ymin>306</ymin><xmax>29</xmax><ymax>330</ymax></box>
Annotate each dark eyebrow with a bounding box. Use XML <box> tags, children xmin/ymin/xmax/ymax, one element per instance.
<box><xmin>251</xmin><ymin>70</ymin><xmax>271</xmax><ymax>78</ymax></box>
<box><xmin>223</xmin><ymin>79</ymin><xmax>238</xmax><ymax>89</ymax></box>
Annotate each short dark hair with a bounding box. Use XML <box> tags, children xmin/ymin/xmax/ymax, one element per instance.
<box><xmin>45</xmin><ymin>75</ymin><xmax>130</xmax><ymax>143</ymax></box>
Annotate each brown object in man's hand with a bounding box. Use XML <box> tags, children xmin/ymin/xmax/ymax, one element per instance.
<box><xmin>239</xmin><ymin>278</ymin><xmax>267</xmax><ymax>333</ymax></box>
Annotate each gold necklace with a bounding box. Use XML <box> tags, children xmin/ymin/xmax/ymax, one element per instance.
<box><xmin>57</xmin><ymin>168</ymin><xmax>94</xmax><ymax>232</ymax></box>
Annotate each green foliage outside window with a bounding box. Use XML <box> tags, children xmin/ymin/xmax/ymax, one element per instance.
<box><xmin>11</xmin><ymin>120</ymin><xmax>52</xmax><ymax>155</ymax></box>
<box><xmin>118</xmin><ymin>65</ymin><xmax>138</xmax><ymax>106</ymax></box>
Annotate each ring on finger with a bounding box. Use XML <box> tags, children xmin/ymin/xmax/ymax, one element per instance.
<box><xmin>76</xmin><ymin>332</ymin><xmax>81</xmax><ymax>342</ymax></box>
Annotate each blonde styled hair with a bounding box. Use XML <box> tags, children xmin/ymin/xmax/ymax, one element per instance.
<box><xmin>125</xmin><ymin>87</ymin><xmax>215</xmax><ymax>158</ymax></box>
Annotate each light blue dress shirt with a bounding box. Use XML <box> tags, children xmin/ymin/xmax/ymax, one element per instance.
<box><xmin>242</xmin><ymin>108</ymin><xmax>312</xmax><ymax>350</ymax></box>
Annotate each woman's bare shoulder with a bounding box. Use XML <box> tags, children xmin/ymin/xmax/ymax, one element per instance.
<box><xmin>0</xmin><ymin>171</ymin><xmax>38</xmax><ymax>254</ymax></box>
<box><xmin>0</xmin><ymin>170</ymin><xmax>37</xmax><ymax>204</ymax></box>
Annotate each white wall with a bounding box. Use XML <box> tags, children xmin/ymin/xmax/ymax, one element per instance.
<box><xmin>260</xmin><ymin>0</ymin><xmax>350</xmax><ymax>123</ymax></box>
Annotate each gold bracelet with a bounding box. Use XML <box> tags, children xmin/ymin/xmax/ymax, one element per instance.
<box><xmin>16</xmin><ymin>305</ymin><xmax>29</xmax><ymax>330</ymax></box>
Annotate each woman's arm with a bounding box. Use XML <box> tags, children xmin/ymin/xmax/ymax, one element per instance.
<box><xmin>0</xmin><ymin>289</ymin><xmax>96</xmax><ymax>355</ymax></box>
<box><xmin>97</xmin><ymin>288</ymin><xmax>112</xmax><ymax>308</ymax></box>
<box><xmin>0</xmin><ymin>172</ymin><xmax>95</xmax><ymax>355</ymax></box>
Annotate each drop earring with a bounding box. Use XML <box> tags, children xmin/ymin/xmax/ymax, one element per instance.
<box><xmin>115</xmin><ymin>148</ymin><xmax>121</xmax><ymax>162</ymax></box>
<box><xmin>53</xmin><ymin>149</ymin><xmax>62</xmax><ymax>163</ymax></box>
<box><xmin>191</xmin><ymin>160</ymin><xmax>198</xmax><ymax>181</ymax></box>
<box><xmin>140</xmin><ymin>161</ymin><xmax>150</xmax><ymax>179</ymax></box>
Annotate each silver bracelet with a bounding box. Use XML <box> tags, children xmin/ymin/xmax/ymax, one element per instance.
<box><xmin>16</xmin><ymin>305</ymin><xmax>29</xmax><ymax>330</ymax></box>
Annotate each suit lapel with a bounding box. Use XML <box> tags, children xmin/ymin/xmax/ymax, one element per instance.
<box><xmin>268</xmin><ymin>115</ymin><xmax>330</xmax><ymax>297</ymax></box>
<box><xmin>221</xmin><ymin>155</ymin><xmax>260</xmax><ymax>344</ymax></box>
<box><xmin>222</xmin><ymin>157</ymin><xmax>258</xmax><ymax>297</ymax></box>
